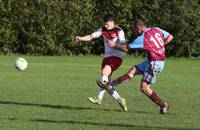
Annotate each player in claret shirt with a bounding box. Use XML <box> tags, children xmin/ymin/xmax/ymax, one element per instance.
<box><xmin>75</xmin><ymin>13</ymin><xmax>128</xmax><ymax>111</ymax></box>
<box><xmin>103</xmin><ymin>19</ymin><xmax>173</xmax><ymax>114</ymax></box>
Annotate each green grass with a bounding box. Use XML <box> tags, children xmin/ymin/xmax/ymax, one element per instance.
<box><xmin>0</xmin><ymin>56</ymin><xmax>199</xmax><ymax>130</ymax></box>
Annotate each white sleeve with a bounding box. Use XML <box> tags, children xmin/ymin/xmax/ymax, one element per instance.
<box><xmin>118</xmin><ymin>30</ymin><xmax>126</xmax><ymax>44</ymax></box>
<box><xmin>91</xmin><ymin>28</ymin><xmax>102</xmax><ymax>38</ymax></box>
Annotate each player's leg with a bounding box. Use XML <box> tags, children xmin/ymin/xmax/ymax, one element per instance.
<box><xmin>101</xmin><ymin>64</ymin><xmax>112</xmax><ymax>84</ymax></box>
<box><xmin>97</xmin><ymin>65</ymin><xmax>112</xmax><ymax>102</ymax></box>
<box><xmin>88</xmin><ymin>56</ymin><xmax>122</xmax><ymax>105</ymax></box>
<box><xmin>97</xmin><ymin>57</ymin><xmax>127</xmax><ymax>111</ymax></box>
<box><xmin>101</xmin><ymin>59</ymin><xmax>127</xmax><ymax>107</ymax></box>
<box><xmin>140</xmin><ymin>80</ymin><xmax>168</xmax><ymax>114</ymax></box>
<box><xmin>105</xmin><ymin>60</ymin><xmax>145</xmax><ymax>89</ymax></box>
<box><xmin>141</xmin><ymin>61</ymin><xmax>169</xmax><ymax>114</ymax></box>
<box><xmin>111</xmin><ymin>66</ymin><xmax>141</xmax><ymax>87</ymax></box>
<box><xmin>88</xmin><ymin>65</ymin><xmax>111</xmax><ymax>105</ymax></box>
<box><xmin>97</xmin><ymin>79</ymin><xmax>127</xmax><ymax>111</ymax></box>
<box><xmin>98</xmin><ymin>56</ymin><xmax>124</xmax><ymax>101</ymax></box>
<box><xmin>106</xmin><ymin>84</ymin><xmax>128</xmax><ymax>111</ymax></box>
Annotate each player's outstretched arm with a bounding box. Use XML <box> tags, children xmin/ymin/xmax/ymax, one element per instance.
<box><xmin>114</xmin><ymin>45</ymin><xmax>129</xmax><ymax>52</ymax></box>
<box><xmin>164</xmin><ymin>34</ymin><xmax>173</xmax><ymax>45</ymax></box>
<box><xmin>108</xmin><ymin>42</ymin><xmax>129</xmax><ymax>52</ymax></box>
<box><xmin>75</xmin><ymin>35</ymin><xmax>93</xmax><ymax>43</ymax></box>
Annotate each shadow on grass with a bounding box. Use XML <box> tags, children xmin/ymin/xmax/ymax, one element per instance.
<box><xmin>30</xmin><ymin>118</ymin><xmax>198</xmax><ymax>130</ymax></box>
<box><xmin>0</xmin><ymin>100</ymin><xmax>157</xmax><ymax>115</ymax></box>
<box><xmin>4</xmin><ymin>116</ymin><xmax>199</xmax><ymax>130</ymax></box>
<box><xmin>0</xmin><ymin>100</ymin><xmax>122</xmax><ymax>112</ymax></box>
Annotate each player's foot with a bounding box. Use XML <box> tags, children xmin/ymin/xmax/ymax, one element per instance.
<box><xmin>118</xmin><ymin>98</ymin><xmax>128</xmax><ymax>112</ymax></box>
<box><xmin>96</xmin><ymin>80</ymin><xmax>110</xmax><ymax>90</ymax></box>
<box><xmin>160</xmin><ymin>102</ymin><xmax>169</xmax><ymax>114</ymax></box>
<box><xmin>88</xmin><ymin>97</ymin><xmax>101</xmax><ymax>105</ymax></box>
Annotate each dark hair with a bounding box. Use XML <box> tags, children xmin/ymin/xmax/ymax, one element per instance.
<box><xmin>103</xmin><ymin>13</ymin><xmax>115</xmax><ymax>22</ymax></box>
<box><xmin>133</xmin><ymin>19</ymin><xmax>146</xmax><ymax>28</ymax></box>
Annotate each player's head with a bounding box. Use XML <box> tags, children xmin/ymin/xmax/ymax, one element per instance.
<box><xmin>133</xmin><ymin>19</ymin><xmax>147</xmax><ymax>35</ymax></box>
<box><xmin>103</xmin><ymin>13</ymin><xmax>115</xmax><ymax>30</ymax></box>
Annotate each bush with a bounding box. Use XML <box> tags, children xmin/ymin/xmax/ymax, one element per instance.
<box><xmin>0</xmin><ymin>0</ymin><xmax>199</xmax><ymax>57</ymax></box>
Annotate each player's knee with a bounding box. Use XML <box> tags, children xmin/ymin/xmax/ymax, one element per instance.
<box><xmin>127</xmin><ymin>73</ymin><xmax>134</xmax><ymax>78</ymax></box>
<box><xmin>102</xmin><ymin>65</ymin><xmax>112</xmax><ymax>74</ymax></box>
<box><xmin>140</xmin><ymin>82</ymin><xmax>148</xmax><ymax>93</ymax></box>
<box><xmin>140</xmin><ymin>86</ymin><xmax>146</xmax><ymax>93</ymax></box>
<box><xmin>140</xmin><ymin>82</ymin><xmax>152</xmax><ymax>96</ymax></box>
<box><xmin>128</xmin><ymin>67</ymin><xmax>138</xmax><ymax>78</ymax></box>
<box><xmin>127</xmin><ymin>70</ymin><xmax>134</xmax><ymax>78</ymax></box>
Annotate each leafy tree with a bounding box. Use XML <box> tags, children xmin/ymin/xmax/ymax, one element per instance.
<box><xmin>0</xmin><ymin>0</ymin><xmax>199</xmax><ymax>57</ymax></box>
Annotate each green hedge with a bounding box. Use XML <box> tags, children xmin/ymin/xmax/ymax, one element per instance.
<box><xmin>0</xmin><ymin>0</ymin><xmax>200</xmax><ymax>57</ymax></box>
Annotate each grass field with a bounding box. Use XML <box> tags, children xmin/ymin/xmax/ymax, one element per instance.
<box><xmin>0</xmin><ymin>56</ymin><xmax>199</xmax><ymax>130</ymax></box>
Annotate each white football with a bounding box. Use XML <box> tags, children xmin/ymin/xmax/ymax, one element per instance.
<box><xmin>15</xmin><ymin>57</ymin><xmax>28</xmax><ymax>71</ymax></box>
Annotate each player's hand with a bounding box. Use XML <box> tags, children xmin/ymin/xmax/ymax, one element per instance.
<box><xmin>108</xmin><ymin>42</ymin><xmax>116</xmax><ymax>48</ymax></box>
<box><xmin>75</xmin><ymin>36</ymin><xmax>81</xmax><ymax>43</ymax></box>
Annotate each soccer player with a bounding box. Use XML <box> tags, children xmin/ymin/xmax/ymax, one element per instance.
<box><xmin>75</xmin><ymin>13</ymin><xmax>128</xmax><ymax>111</ymax></box>
<box><xmin>101</xmin><ymin>19</ymin><xmax>173</xmax><ymax>114</ymax></box>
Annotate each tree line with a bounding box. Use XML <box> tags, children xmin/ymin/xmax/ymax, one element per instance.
<box><xmin>0</xmin><ymin>0</ymin><xmax>199</xmax><ymax>57</ymax></box>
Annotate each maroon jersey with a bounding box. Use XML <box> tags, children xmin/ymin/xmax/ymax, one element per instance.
<box><xmin>128</xmin><ymin>27</ymin><xmax>170</xmax><ymax>61</ymax></box>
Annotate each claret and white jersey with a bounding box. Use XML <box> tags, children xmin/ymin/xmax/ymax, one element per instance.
<box><xmin>91</xmin><ymin>26</ymin><xmax>126</xmax><ymax>58</ymax></box>
<box><xmin>128</xmin><ymin>27</ymin><xmax>170</xmax><ymax>61</ymax></box>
